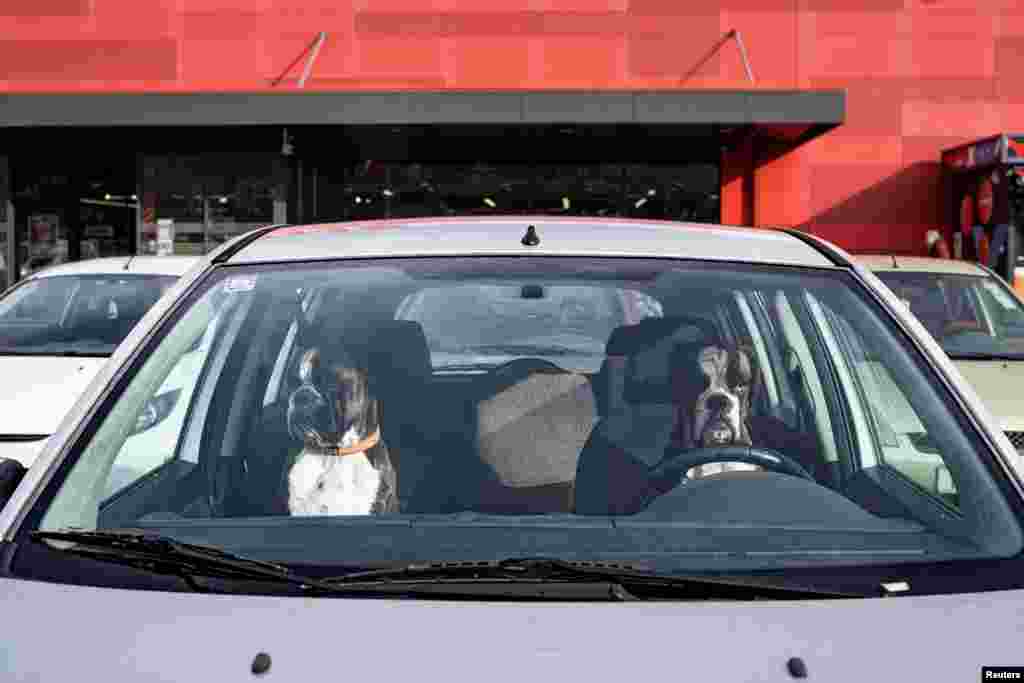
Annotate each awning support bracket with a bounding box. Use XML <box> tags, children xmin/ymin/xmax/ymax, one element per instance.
<box><xmin>680</xmin><ymin>29</ymin><xmax>756</xmax><ymax>86</ymax></box>
<box><xmin>271</xmin><ymin>31</ymin><xmax>328</xmax><ymax>88</ymax></box>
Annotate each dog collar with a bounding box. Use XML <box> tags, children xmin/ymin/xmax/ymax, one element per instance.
<box><xmin>331</xmin><ymin>429</ymin><xmax>381</xmax><ymax>457</ymax></box>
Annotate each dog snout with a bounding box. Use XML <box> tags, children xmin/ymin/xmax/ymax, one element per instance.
<box><xmin>706</xmin><ymin>393</ymin><xmax>733</xmax><ymax>413</ymax></box>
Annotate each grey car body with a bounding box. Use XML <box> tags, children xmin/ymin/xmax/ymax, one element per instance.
<box><xmin>2</xmin><ymin>218</ymin><xmax>1024</xmax><ymax>681</ymax></box>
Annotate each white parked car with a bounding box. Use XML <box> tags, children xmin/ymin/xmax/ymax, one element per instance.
<box><xmin>0</xmin><ymin>256</ymin><xmax>199</xmax><ymax>468</ymax></box>
<box><xmin>857</xmin><ymin>255</ymin><xmax>1024</xmax><ymax>454</ymax></box>
<box><xmin>1</xmin><ymin>218</ymin><xmax>1023</xmax><ymax>681</ymax></box>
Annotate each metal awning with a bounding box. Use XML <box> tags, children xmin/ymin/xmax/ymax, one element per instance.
<box><xmin>0</xmin><ymin>90</ymin><xmax>844</xmax><ymax>128</ymax></box>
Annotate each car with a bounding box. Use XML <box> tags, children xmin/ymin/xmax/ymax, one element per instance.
<box><xmin>0</xmin><ymin>256</ymin><xmax>200</xmax><ymax>468</ymax></box>
<box><xmin>1</xmin><ymin>217</ymin><xmax>1023</xmax><ymax>681</ymax></box>
<box><xmin>857</xmin><ymin>255</ymin><xmax>1024</xmax><ymax>455</ymax></box>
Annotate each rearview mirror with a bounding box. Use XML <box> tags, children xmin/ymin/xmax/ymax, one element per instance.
<box><xmin>521</xmin><ymin>284</ymin><xmax>546</xmax><ymax>300</ymax></box>
<box><xmin>0</xmin><ymin>458</ymin><xmax>27</xmax><ymax>511</ymax></box>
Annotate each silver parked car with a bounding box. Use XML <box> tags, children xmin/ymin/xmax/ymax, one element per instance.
<box><xmin>857</xmin><ymin>255</ymin><xmax>1024</xmax><ymax>454</ymax></box>
<box><xmin>1</xmin><ymin>217</ymin><xmax>1023</xmax><ymax>681</ymax></box>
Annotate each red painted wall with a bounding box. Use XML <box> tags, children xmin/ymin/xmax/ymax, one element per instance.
<box><xmin>1</xmin><ymin>0</ymin><xmax>1018</xmax><ymax>254</ymax></box>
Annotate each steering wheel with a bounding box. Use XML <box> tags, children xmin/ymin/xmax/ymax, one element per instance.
<box><xmin>490</xmin><ymin>357</ymin><xmax>565</xmax><ymax>378</ymax></box>
<box><xmin>651</xmin><ymin>445</ymin><xmax>815</xmax><ymax>483</ymax></box>
<box><xmin>940</xmin><ymin>321</ymin><xmax>987</xmax><ymax>339</ymax></box>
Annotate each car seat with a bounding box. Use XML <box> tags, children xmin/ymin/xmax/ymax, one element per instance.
<box><xmin>902</xmin><ymin>283</ymin><xmax>949</xmax><ymax>340</ymax></box>
<box><xmin>363</xmin><ymin>319</ymin><xmax>472</xmax><ymax>512</ymax></box>
<box><xmin>470</xmin><ymin>358</ymin><xmax>599</xmax><ymax>514</ymax></box>
<box><xmin>235</xmin><ymin>305</ymin><xmax>382</xmax><ymax>516</ymax></box>
<box><xmin>575</xmin><ymin>317</ymin><xmax>834</xmax><ymax>516</ymax></box>
<box><xmin>575</xmin><ymin>317</ymin><xmax>720</xmax><ymax>515</ymax></box>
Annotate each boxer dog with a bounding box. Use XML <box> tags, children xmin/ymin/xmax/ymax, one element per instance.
<box><xmin>671</xmin><ymin>344</ymin><xmax>760</xmax><ymax>478</ymax></box>
<box><xmin>285</xmin><ymin>346</ymin><xmax>399</xmax><ymax>516</ymax></box>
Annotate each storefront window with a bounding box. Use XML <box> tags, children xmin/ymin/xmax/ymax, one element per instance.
<box><xmin>319</xmin><ymin>161</ymin><xmax>719</xmax><ymax>222</ymax></box>
<box><xmin>141</xmin><ymin>154</ymin><xmax>286</xmax><ymax>256</ymax></box>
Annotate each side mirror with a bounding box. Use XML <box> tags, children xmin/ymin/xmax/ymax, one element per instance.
<box><xmin>0</xmin><ymin>458</ymin><xmax>28</xmax><ymax>511</ymax></box>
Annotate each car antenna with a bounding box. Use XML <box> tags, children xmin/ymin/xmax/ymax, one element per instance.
<box><xmin>521</xmin><ymin>224</ymin><xmax>540</xmax><ymax>247</ymax></box>
<box><xmin>123</xmin><ymin>255</ymin><xmax>135</xmax><ymax>271</ymax></box>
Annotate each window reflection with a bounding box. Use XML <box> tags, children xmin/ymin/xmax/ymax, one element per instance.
<box><xmin>324</xmin><ymin>162</ymin><xmax>719</xmax><ymax>222</ymax></box>
<box><xmin>142</xmin><ymin>154</ymin><xmax>286</xmax><ymax>255</ymax></box>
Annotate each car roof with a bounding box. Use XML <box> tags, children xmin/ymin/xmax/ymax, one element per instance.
<box><xmin>230</xmin><ymin>217</ymin><xmax>836</xmax><ymax>268</ymax></box>
<box><xmin>29</xmin><ymin>256</ymin><xmax>199</xmax><ymax>279</ymax></box>
<box><xmin>854</xmin><ymin>254</ymin><xmax>989</xmax><ymax>276</ymax></box>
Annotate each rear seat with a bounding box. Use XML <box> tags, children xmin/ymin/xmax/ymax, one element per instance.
<box><xmin>470</xmin><ymin>361</ymin><xmax>599</xmax><ymax>514</ymax></box>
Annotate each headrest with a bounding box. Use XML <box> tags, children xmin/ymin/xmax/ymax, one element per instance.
<box><xmin>605</xmin><ymin>316</ymin><xmax>717</xmax><ymax>357</ymax></box>
<box><xmin>110</xmin><ymin>286</ymin><xmax>154</xmax><ymax>321</ymax></box>
<box><xmin>367</xmin><ymin>319</ymin><xmax>433</xmax><ymax>385</ymax></box>
<box><xmin>302</xmin><ymin>311</ymin><xmax>373</xmax><ymax>371</ymax></box>
<box><xmin>604</xmin><ymin>317</ymin><xmax>720</xmax><ymax>406</ymax></box>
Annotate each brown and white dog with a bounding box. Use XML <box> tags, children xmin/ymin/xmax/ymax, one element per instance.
<box><xmin>285</xmin><ymin>346</ymin><xmax>399</xmax><ymax>516</ymax></box>
<box><xmin>673</xmin><ymin>344</ymin><xmax>760</xmax><ymax>478</ymax></box>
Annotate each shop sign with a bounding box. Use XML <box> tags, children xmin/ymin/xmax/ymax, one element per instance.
<box><xmin>1009</xmin><ymin>137</ymin><xmax>1024</xmax><ymax>161</ymax></box>
<box><xmin>156</xmin><ymin>219</ymin><xmax>175</xmax><ymax>256</ymax></box>
<box><xmin>968</xmin><ymin>138</ymin><xmax>1002</xmax><ymax>169</ymax></box>
<box><xmin>84</xmin><ymin>225</ymin><xmax>115</xmax><ymax>239</ymax></box>
<box><xmin>29</xmin><ymin>214</ymin><xmax>60</xmax><ymax>254</ymax></box>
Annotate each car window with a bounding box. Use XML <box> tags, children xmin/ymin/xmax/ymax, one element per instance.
<box><xmin>0</xmin><ymin>274</ymin><xmax>178</xmax><ymax>357</ymax></box>
<box><xmin>817</xmin><ymin>299</ymin><xmax>959</xmax><ymax>507</ymax></box>
<box><xmin>875</xmin><ymin>270</ymin><xmax>1024</xmax><ymax>358</ymax></box>
<box><xmin>36</xmin><ymin>257</ymin><xmax>1023</xmax><ymax>580</ymax></box>
<box><xmin>101</xmin><ymin>309</ymin><xmax>224</xmax><ymax>498</ymax></box>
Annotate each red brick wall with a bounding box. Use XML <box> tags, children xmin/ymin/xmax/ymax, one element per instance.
<box><xmin>0</xmin><ymin>0</ymin><xmax>1018</xmax><ymax>254</ymax></box>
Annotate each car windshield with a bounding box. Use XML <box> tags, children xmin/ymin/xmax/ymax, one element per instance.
<box><xmin>0</xmin><ymin>274</ymin><xmax>177</xmax><ymax>357</ymax></box>
<box><xmin>33</xmin><ymin>257</ymin><xmax>1023</xmax><ymax>582</ymax></box>
<box><xmin>873</xmin><ymin>270</ymin><xmax>1024</xmax><ymax>359</ymax></box>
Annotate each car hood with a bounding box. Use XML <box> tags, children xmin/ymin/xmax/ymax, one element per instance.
<box><xmin>952</xmin><ymin>359</ymin><xmax>1024</xmax><ymax>431</ymax></box>
<box><xmin>0</xmin><ymin>578</ymin><xmax>1022</xmax><ymax>681</ymax></box>
<box><xmin>0</xmin><ymin>356</ymin><xmax>107</xmax><ymax>437</ymax></box>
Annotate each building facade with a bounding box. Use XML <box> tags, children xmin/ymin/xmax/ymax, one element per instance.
<box><xmin>0</xmin><ymin>0</ymin><xmax>1018</xmax><ymax>289</ymax></box>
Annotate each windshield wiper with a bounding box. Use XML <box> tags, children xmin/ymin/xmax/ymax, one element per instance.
<box><xmin>324</xmin><ymin>557</ymin><xmax>877</xmax><ymax>600</ymax></box>
<box><xmin>31</xmin><ymin>530</ymin><xmax>333</xmax><ymax>593</ymax></box>
<box><xmin>0</xmin><ymin>349</ymin><xmax>110</xmax><ymax>358</ymax></box>
<box><xmin>946</xmin><ymin>351</ymin><xmax>1024</xmax><ymax>361</ymax></box>
<box><xmin>31</xmin><ymin>533</ymin><xmax>878</xmax><ymax>600</ymax></box>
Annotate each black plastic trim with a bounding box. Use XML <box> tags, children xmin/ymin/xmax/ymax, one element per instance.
<box><xmin>211</xmin><ymin>224</ymin><xmax>289</xmax><ymax>264</ymax></box>
<box><xmin>776</xmin><ymin>228</ymin><xmax>851</xmax><ymax>267</ymax></box>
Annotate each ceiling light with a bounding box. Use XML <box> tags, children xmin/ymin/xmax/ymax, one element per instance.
<box><xmin>484</xmin><ymin>197</ymin><xmax>497</xmax><ymax>208</ymax></box>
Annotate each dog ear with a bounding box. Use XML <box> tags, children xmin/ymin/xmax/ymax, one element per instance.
<box><xmin>726</xmin><ymin>345</ymin><xmax>753</xmax><ymax>388</ymax></box>
<box><xmin>697</xmin><ymin>346</ymin><xmax>729</xmax><ymax>387</ymax></box>
<box><xmin>297</xmin><ymin>348</ymin><xmax>321</xmax><ymax>386</ymax></box>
